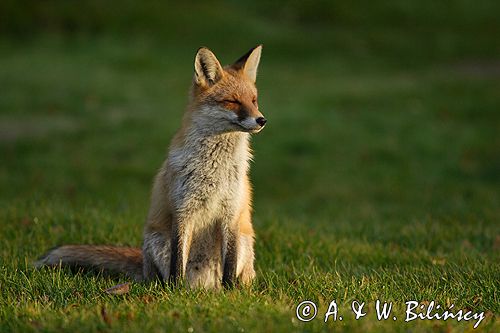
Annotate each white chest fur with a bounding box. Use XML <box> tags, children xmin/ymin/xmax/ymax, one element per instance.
<box><xmin>168</xmin><ymin>129</ymin><xmax>250</xmax><ymax>225</ymax></box>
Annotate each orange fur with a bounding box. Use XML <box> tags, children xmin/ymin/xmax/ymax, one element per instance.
<box><xmin>36</xmin><ymin>46</ymin><xmax>264</xmax><ymax>288</ymax></box>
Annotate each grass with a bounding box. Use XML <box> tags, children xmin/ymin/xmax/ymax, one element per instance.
<box><xmin>0</xmin><ymin>2</ymin><xmax>499</xmax><ymax>332</ymax></box>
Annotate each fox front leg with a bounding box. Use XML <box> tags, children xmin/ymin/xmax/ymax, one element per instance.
<box><xmin>169</xmin><ymin>220</ymin><xmax>193</xmax><ymax>285</ymax></box>
<box><xmin>169</xmin><ymin>224</ymin><xmax>181</xmax><ymax>285</ymax></box>
<box><xmin>222</xmin><ymin>224</ymin><xmax>239</xmax><ymax>288</ymax></box>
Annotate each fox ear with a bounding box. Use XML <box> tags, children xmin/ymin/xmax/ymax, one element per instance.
<box><xmin>194</xmin><ymin>47</ymin><xmax>224</xmax><ymax>87</ymax></box>
<box><xmin>232</xmin><ymin>45</ymin><xmax>262</xmax><ymax>83</ymax></box>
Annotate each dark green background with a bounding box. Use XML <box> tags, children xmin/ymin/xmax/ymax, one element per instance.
<box><xmin>0</xmin><ymin>1</ymin><xmax>499</xmax><ymax>332</ymax></box>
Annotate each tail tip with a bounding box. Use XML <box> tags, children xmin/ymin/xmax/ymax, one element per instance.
<box><xmin>33</xmin><ymin>246</ymin><xmax>62</xmax><ymax>268</ymax></box>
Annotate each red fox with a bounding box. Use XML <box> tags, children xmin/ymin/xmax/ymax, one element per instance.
<box><xmin>36</xmin><ymin>45</ymin><xmax>266</xmax><ymax>288</ymax></box>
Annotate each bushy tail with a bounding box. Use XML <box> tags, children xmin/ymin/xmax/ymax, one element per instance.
<box><xmin>35</xmin><ymin>245</ymin><xmax>143</xmax><ymax>281</ymax></box>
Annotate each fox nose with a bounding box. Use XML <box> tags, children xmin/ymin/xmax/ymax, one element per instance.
<box><xmin>256</xmin><ymin>117</ymin><xmax>267</xmax><ymax>127</ymax></box>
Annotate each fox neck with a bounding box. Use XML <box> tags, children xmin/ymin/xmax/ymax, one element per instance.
<box><xmin>185</xmin><ymin>125</ymin><xmax>250</xmax><ymax>167</ymax></box>
<box><xmin>170</xmin><ymin>110</ymin><xmax>252</xmax><ymax>179</ymax></box>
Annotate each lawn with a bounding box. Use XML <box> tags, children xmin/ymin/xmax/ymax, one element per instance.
<box><xmin>0</xmin><ymin>2</ymin><xmax>499</xmax><ymax>332</ymax></box>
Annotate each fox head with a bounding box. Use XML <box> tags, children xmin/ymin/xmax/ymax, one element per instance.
<box><xmin>189</xmin><ymin>45</ymin><xmax>266</xmax><ymax>134</ymax></box>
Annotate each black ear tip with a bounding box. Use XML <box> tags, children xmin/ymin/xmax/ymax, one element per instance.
<box><xmin>251</xmin><ymin>44</ymin><xmax>263</xmax><ymax>52</ymax></box>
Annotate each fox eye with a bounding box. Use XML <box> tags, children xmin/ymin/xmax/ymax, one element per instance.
<box><xmin>252</xmin><ymin>98</ymin><xmax>258</xmax><ymax>106</ymax></box>
<box><xmin>223</xmin><ymin>99</ymin><xmax>241</xmax><ymax>108</ymax></box>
